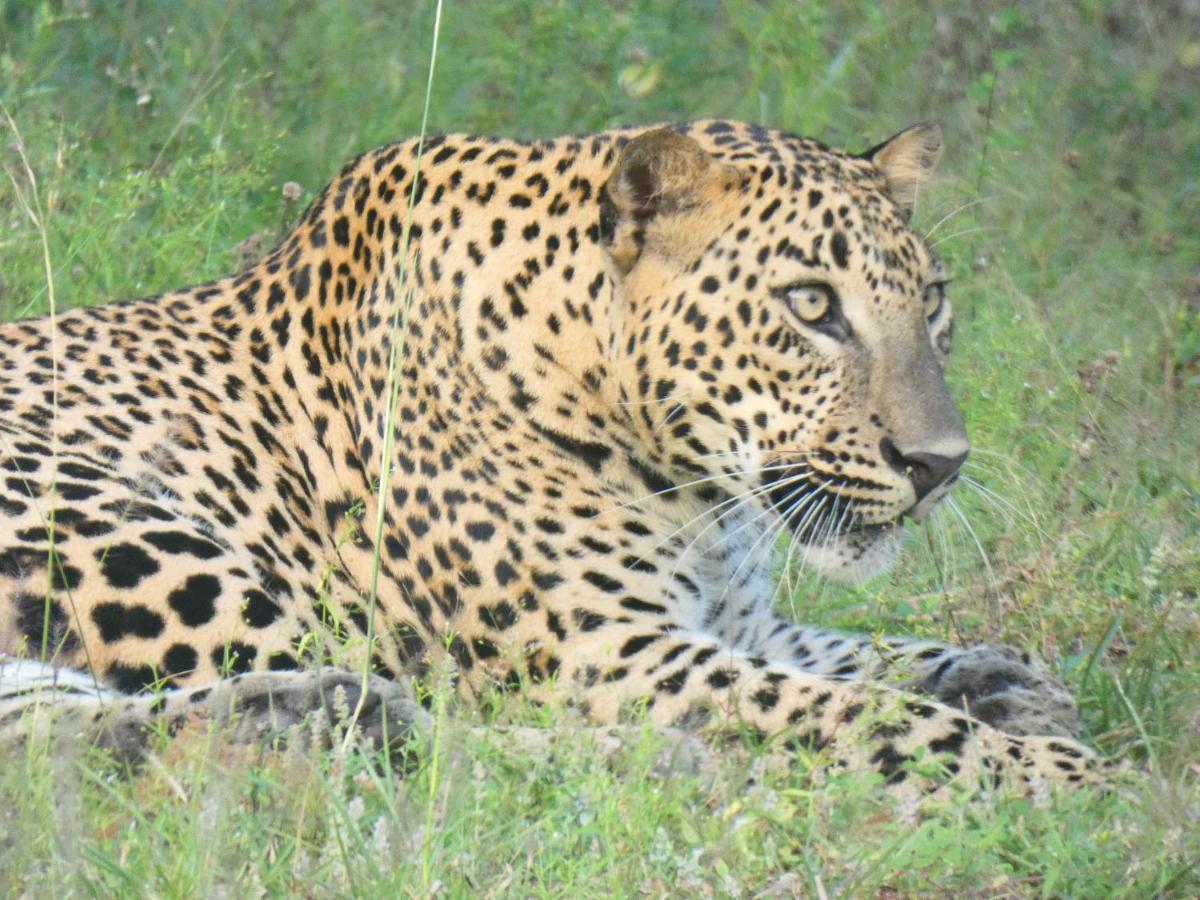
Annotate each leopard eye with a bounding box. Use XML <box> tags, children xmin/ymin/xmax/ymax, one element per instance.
<box><xmin>771</xmin><ymin>281</ymin><xmax>851</xmax><ymax>340</ymax></box>
<box><xmin>923</xmin><ymin>281</ymin><xmax>949</xmax><ymax>322</ymax></box>
<box><xmin>771</xmin><ymin>280</ymin><xmax>847</xmax><ymax>334</ymax></box>
<box><xmin>784</xmin><ymin>284</ymin><xmax>833</xmax><ymax>324</ymax></box>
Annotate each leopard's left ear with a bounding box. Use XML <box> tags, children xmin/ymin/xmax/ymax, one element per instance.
<box><xmin>861</xmin><ymin>123</ymin><xmax>942</xmax><ymax>216</ymax></box>
<box><xmin>600</xmin><ymin>128</ymin><xmax>735</xmax><ymax>274</ymax></box>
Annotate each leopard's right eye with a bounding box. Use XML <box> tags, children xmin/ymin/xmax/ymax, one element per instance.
<box><xmin>772</xmin><ymin>282</ymin><xmax>850</xmax><ymax>340</ymax></box>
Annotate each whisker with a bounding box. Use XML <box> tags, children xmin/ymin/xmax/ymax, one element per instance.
<box><xmin>659</xmin><ymin>479</ymin><xmax>780</xmax><ymax>545</ymax></box>
<box><xmin>961</xmin><ymin>457</ymin><xmax>1045</xmax><ymax>503</ymax></box>
<box><xmin>641</xmin><ymin>466</ymin><xmax>820</xmax><ymax>574</ymax></box>
<box><xmin>684</xmin><ymin>482</ymin><xmax>813</xmax><ymax>594</ymax></box>
<box><xmin>929</xmin><ymin>504</ymin><xmax>956</xmax><ymax>597</ymax></box>
<box><xmin>777</xmin><ymin>497</ymin><xmax>808</xmax><ymax>597</ymax></box>
<box><xmin>615</xmin><ymin>388</ymin><xmax>695</xmax><ymax>407</ymax></box>
<box><xmin>777</xmin><ymin>494</ymin><xmax>835</xmax><ymax>619</ymax></box>
<box><xmin>945</xmin><ymin>495</ymin><xmax>997</xmax><ymax>588</ymax></box>
<box><xmin>807</xmin><ymin>489</ymin><xmax>851</xmax><ymax>571</ymax></box>
<box><xmin>650</xmin><ymin>401</ymin><xmax>698</xmax><ymax>440</ymax></box>
<box><xmin>922</xmin><ymin>196</ymin><xmax>990</xmax><ymax>241</ymax></box>
<box><xmin>959</xmin><ymin>475</ymin><xmax>1016</xmax><ymax>519</ymax></box>
<box><xmin>827</xmin><ymin>497</ymin><xmax>853</xmax><ymax>549</ymax></box>
<box><xmin>959</xmin><ymin>475</ymin><xmax>1035</xmax><ymax>532</ymax></box>
<box><xmin>701</xmin><ymin>477</ymin><xmax>834</xmax><ymax>630</ymax></box>
<box><xmin>690</xmin><ymin>447</ymin><xmax>816</xmax><ymax>462</ymax></box>
<box><xmin>775</xmin><ymin>489</ymin><xmax>832</xmax><ymax>599</ymax></box>
<box><xmin>929</xmin><ymin>224</ymin><xmax>999</xmax><ymax>249</ymax></box>
<box><xmin>713</xmin><ymin>489</ymin><xmax>810</xmax><ymax>609</ymax></box>
<box><xmin>961</xmin><ymin>447</ymin><xmax>1024</xmax><ymax>461</ymax></box>
<box><xmin>662</xmin><ymin>470</ymin><xmax>816</xmax><ymax>582</ymax></box>
<box><xmin>614</xmin><ymin>460</ymin><xmax>811</xmax><ymax>511</ymax></box>
<box><xmin>708</xmin><ymin>473</ymin><xmax>820</xmax><ymax>551</ymax></box>
<box><xmin>961</xmin><ymin>453</ymin><xmax>1039</xmax><ymax>484</ymax></box>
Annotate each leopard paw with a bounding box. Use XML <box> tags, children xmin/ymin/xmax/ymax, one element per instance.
<box><xmin>186</xmin><ymin>667</ymin><xmax>429</xmax><ymax>754</ymax></box>
<box><xmin>922</xmin><ymin>646</ymin><xmax>1082</xmax><ymax>737</ymax></box>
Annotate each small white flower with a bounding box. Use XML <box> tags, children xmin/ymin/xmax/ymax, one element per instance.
<box><xmin>371</xmin><ymin>815</ymin><xmax>391</xmax><ymax>857</ymax></box>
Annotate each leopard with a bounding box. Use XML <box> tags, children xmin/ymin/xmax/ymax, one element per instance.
<box><xmin>0</xmin><ymin>119</ymin><xmax>1102</xmax><ymax>792</ymax></box>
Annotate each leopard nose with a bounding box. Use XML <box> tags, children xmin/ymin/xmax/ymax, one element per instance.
<box><xmin>879</xmin><ymin>438</ymin><xmax>968</xmax><ymax>503</ymax></box>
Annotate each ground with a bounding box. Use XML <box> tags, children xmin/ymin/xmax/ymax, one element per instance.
<box><xmin>0</xmin><ymin>1</ymin><xmax>1197</xmax><ymax>895</ymax></box>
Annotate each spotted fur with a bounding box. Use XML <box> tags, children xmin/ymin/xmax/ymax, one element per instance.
<box><xmin>0</xmin><ymin>120</ymin><xmax>1101</xmax><ymax>790</ymax></box>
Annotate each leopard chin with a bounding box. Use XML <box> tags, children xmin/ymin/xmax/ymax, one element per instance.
<box><xmin>793</xmin><ymin>521</ymin><xmax>905</xmax><ymax>583</ymax></box>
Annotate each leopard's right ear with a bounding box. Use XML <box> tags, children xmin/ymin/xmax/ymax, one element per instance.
<box><xmin>600</xmin><ymin>129</ymin><xmax>735</xmax><ymax>274</ymax></box>
<box><xmin>861</xmin><ymin>123</ymin><xmax>943</xmax><ymax>216</ymax></box>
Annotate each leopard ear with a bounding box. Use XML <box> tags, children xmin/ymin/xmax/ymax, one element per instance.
<box><xmin>862</xmin><ymin>123</ymin><xmax>942</xmax><ymax>216</ymax></box>
<box><xmin>600</xmin><ymin>129</ymin><xmax>729</xmax><ymax>274</ymax></box>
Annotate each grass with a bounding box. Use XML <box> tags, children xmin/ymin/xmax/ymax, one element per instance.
<box><xmin>2</xmin><ymin>0</ymin><xmax>1199</xmax><ymax>894</ymax></box>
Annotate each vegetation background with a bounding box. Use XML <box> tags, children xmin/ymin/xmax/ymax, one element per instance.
<box><xmin>1</xmin><ymin>0</ymin><xmax>1198</xmax><ymax>895</ymax></box>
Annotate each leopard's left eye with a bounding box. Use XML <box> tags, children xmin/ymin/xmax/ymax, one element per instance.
<box><xmin>923</xmin><ymin>281</ymin><xmax>949</xmax><ymax>322</ymax></box>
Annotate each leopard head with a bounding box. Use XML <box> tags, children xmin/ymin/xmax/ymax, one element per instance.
<box><xmin>600</xmin><ymin>122</ymin><xmax>966</xmax><ymax>582</ymax></box>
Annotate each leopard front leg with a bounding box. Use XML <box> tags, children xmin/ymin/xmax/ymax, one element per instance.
<box><xmin>149</xmin><ymin>668</ymin><xmax>429</xmax><ymax>755</ymax></box>
<box><xmin>1</xmin><ymin>660</ymin><xmax>427</xmax><ymax>764</ymax></box>
<box><xmin>756</xmin><ymin>622</ymin><xmax>1082</xmax><ymax>738</ymax></box>
<box><xmin>564</xmin><ymin>625</ymin><xmax>1102</xmax><ymax>792</ymax></box>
